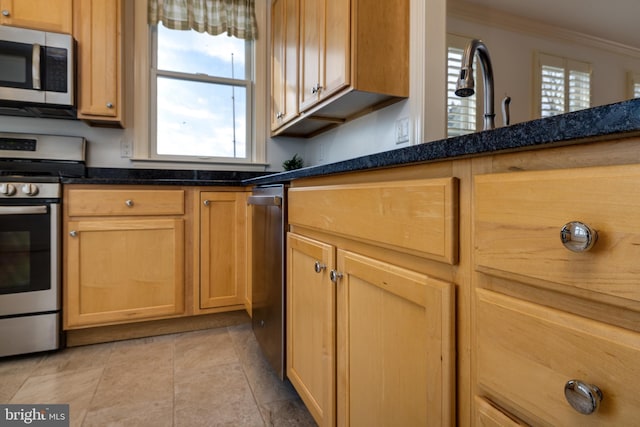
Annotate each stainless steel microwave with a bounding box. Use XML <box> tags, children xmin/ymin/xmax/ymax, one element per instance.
<box><xmin>0</xmin><ymin>26</ymin><xmax>74</xmax><ymax>113</ymax></box>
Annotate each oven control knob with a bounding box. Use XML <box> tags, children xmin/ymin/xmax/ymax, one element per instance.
<box><xmin>21</xmin><ymin>183</ymin><xmax>39</xmax><ymax>196</ymax></box>
<box><xmin>0</xmin><ymin>183</ymin><xmax>16</xmax><ymax>196</ymax></box>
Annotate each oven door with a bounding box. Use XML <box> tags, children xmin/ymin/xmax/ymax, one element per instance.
<box><xmin>0</xmin><ymin>203</ymin><xmax>59</xmax><ymax>316</ymax></box>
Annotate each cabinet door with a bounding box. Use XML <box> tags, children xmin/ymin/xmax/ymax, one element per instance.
<box><xmin>200</xmin><ymin>192</ymin><xmax>246</xmax><ymax>309</ymax></box>
<box><xmin>336</xmin><ymin>249</ymin><xmax>455</xmax><ymax>426</ymax></box>
<box><xmin>298</xmin><ymin>0</ymin><xmax>323</xmax><ymax>111</ymax></box>
<box><xmin>270</xmin><ymin>0</ymin><xmax>299</xmax><ymax>131</ymax></box>
<box><xmin>74</xmin><ymin>0</ymin><xmax>123</xmax><ymax>124</ymax></box>
<box><xmin>299</xmin><ymin>0</ymin><xmax>349</xmax><ymax>112</ymax></box>
<box><xmin>65</xmin><ymin>218</ymin><xmax>185</xmax><ymax>328</ymax></box>
<box><xmin>287</xmin><ymin>233</ymin><xmax>336</xmax><ymax>427</ymax></box>
<box><xmin>0</xmin><ymin>0</ymin><xmax>72</xmax><ymax>33</ymax></box>
<box><xmin>322</xmin><ymin>0</ymin><xmax>349</xmax><ymax>99</ymax></box>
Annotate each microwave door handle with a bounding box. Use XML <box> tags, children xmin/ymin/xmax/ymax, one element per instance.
<box><xmin>32</xmin><ymin>43</ymin><xmax>41</xmax><ymax>90</ymax></box>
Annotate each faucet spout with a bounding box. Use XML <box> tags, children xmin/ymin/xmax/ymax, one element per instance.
<box><xmin>455</xmin><ymin>39</ymin><xmax>495</xmax><ymax>130</ymax></box>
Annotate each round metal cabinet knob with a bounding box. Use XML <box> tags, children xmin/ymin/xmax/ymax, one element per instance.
<box><xmin>125</xmin><ymin>199</ymin><xmax>134</xmax><ymax>207</ymax></box>
<box><xmin>560</xmin><ymin>221</ymin><xmax>598</xmax><ymax>252</ymax></box>
<box><xmin>314</xmin><ymin>261</ymin><xmax>326</xmax><ymax>273</ymax></box>
<box><xmin>69</xmin><ymin>230</ymin><xmax>78</xmax><ymax>237</ymax></box>
<box><xmin>203</xmin><ymin>199</ymin><xmax>211</xmax><ymax>207</ymax></box>
<box><xmin>329</xmin><ymin>270</ymin><xmax>343</xmax><ymax>283</ymax></box>
<box><xmin>106</xmin><ymin>102</ymin><xmax>114</xmax><ymax>109</ymax></box>
<box><xmin>2</xmin><ymin>10</ymin><xmax>10</xmax><ymax>17</ymax></box>
<box><xmin>564</xmin><ymin>380</ymin><xmax>603</xmax><ymax>415</ymax></box>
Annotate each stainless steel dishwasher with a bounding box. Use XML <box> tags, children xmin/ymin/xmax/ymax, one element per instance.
<box><xmin>248</xmin><ymin>184</ymin><xmax>287</xmax><ymax>380</ymax></box>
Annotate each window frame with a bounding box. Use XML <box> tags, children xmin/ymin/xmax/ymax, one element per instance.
<box><xmin>149</xmin><ymin>25</ymin><xmax>254</xmax><ymax>162</ymax></box>
<box><xmin>132</xmin><ymin>0</ymin><xmax>268</xmax><ymax>168</ymax></box>
<box><xmin>533</xmin><ymin>51</ymin><xmax>592</xmax><ymax>119</ymax></box>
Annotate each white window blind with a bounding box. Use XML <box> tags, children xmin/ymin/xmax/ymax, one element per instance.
<box><xmin>447</xmin><ymin>37</ymin><xmax>478</xmax><ymax>137</ymax></box>
<box><xmin>536</xmin><ymin>52</ymin><xmax>591</xmax><ymax>118</ymax></box>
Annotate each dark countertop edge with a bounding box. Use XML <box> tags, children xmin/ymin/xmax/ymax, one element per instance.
<box><xmin>61</xmin><ymin>168</ymin><xmax>269</xmax><ymax>186</ymax></box>
<box><xmin>243</xmin><ymin>98</ymin><xmax>640</xmax><ymax>186</ymax></box>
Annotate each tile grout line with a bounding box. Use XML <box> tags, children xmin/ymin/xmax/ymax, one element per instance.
<box><xmin>226</xmin><ymin>325</ymin><xmax>268</xmax><ymax>427</ymax></box>
<box><xmin>80</xmin><ymin>343</ymin><xmax>115</xmax><ymax>426</ymax></box>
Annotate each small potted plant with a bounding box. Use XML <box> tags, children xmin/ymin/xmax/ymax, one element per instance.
<box><xmin>282</xmin><ymin>153</ymin><xmax>304</xmax><ymax>171</ymax></box>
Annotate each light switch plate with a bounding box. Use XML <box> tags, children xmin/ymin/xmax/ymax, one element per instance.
<box><xmin>395</xmin><ymin>117</ymin><xmax>410</xmax><ymax>144</ymax></box>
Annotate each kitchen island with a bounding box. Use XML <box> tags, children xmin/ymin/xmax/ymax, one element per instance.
<box><xmin>62</xmin><ymin>98</ymin><xmax>640</xmax><ymax>426</ymax></box>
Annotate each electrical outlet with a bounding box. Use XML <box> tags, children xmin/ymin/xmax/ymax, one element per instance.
<box><xmin>120</xmin><ymin>139</ymin><xmax>132</xmax><ymax>158</ymax></box>
<box><xmin>395</xmin><ymin>117</ymin><xmax>409</xmax><ymax>144</ymax></box>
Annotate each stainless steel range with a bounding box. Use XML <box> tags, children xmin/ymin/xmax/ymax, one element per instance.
<box><xmin>0</xmin><ymin>132</ymin><xmax>85</xmax><ymax>357</ymax></box>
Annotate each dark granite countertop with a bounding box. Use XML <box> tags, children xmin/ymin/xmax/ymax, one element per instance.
<box><xmin>62</xmin><ymin>168</ymin><xmax>269</xmax><ymax>186</ymax></box>
<box><xmin>245</xmin><ymin>98</ymin><xmax>640</xmax><ymax>185</ymax></box>
<box><xmin>61</xmin><ymin>99</ymin><xmax>640</xmax><ymax>187</ymax></box>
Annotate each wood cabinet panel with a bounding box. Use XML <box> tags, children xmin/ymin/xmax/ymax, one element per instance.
<box><xmin>270</xmin><ymin>0</ymin><xmax>299</xmax><ymax>130</ymax></box>
<box><xmin>287</xmin><ymin>233</ymin><xmax>336</xmax><ymax>427</ymax></box>
<box><xmin>199</xmin><ymin>191</ymin><xmax>247</xmax><ymax>309</ymax></box>
<box><xmin>74</xmin><ymin>0</ymin><xmax>123</xmax><ymax>125</ymax></box>
<box><xmin>289</xmin><ymin>178</ymin><xmax>459</xmax><ymax>263</ymax></box>
<box><xmin>337</xmin><ymin>249</ymin><xmax>455</xmax><ymax>426</ymax></box>
<box><xmin>475</xmin><ymin>397</ymin><xmax>528</xmax><ymax>427</ymax></box>
<box><xmin>65</xmin><ymin>218</ymin><xmax>185</xmax><ymax>328</ymax></box>
<box><xmin>67</xmin><ymin>189</ymin><xmax>184</xmax><ymax>216</ymax></box>
<box><xmin>476</xmin><ymin>288</ymin><xmax>640</xmax><ymax>426</ymax></box>
<box><xmin>475</xmin><ymin>164</ymin><xmax>640</xmax><ymax>312</ymax></box>
<box><xmin>0</xmin><ymin>0</ymin><xmax>72</xmax><ymax>33</ymax></box>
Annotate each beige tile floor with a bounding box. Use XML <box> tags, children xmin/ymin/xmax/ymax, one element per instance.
<box><xmin>0</xmin><ymin>323</ymin><xmax>317</xmax><ymax>426</ymax></box>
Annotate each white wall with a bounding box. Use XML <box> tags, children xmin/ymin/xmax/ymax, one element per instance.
<box><xmin>447</xmin><ymin>16</ymin><xmax>640</xmax><ymax>126</ymax></box>
<box><xmin>289</xmin><ymin>100</ymin><xmax>411</xmax><ymax>167</ymax></box>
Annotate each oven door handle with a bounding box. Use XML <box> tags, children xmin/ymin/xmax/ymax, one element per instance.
<box><xmin>0</xmin><ymin>205</ymin><xmax>48</xmax><ymax>215</ymax></box>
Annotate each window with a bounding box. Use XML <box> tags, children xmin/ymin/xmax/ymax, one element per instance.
<box><xmin>132</xmin><ymin>0</ymin><xmax>267</xmax><ymax>166</ymax></box>
<box><xmin>447</xmin><ymin>35</ymin><xmax>479</xmax><ymax>137</ymax></box>
<box><xmin>534</xmin><ymin>52</ymin><xmax>591</xmax><ymax>118</ymax></box>
<box><xmin>151</xmin><ymin>25</ymin><xmax>252</xmax><ymax>160</ymax></box>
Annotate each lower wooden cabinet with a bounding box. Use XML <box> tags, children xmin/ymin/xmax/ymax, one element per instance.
<box><xmin>287</xmin><ymin>233</ymin><xmax>336</xmax><ymax>426</ymax></box>
<box><xmin>475</xmin><ymin>289</ymin><xmax>640</xmax><ymax>426</ymax></box>
<box><xmin>198</xmin><ymin>191</ymin><xmax>248</xmax><ymax>310</ymax></box>
<box><xmin>287</xmin><ymin>232</ymin><xmax>455</xmax><ymax>426</ymax></box>
<box><xmin>65</xmin><ymin>218</ymin><xmax>185</xmax><ymax>328</ymax></box>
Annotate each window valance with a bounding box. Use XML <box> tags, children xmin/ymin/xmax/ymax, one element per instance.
<box><xmin>148</xmin><ymin>0</ymin><xmax>257</xmax><ymax>40</ymax></box>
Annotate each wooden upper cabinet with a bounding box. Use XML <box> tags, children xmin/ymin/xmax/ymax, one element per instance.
<box><xmin>271</xmin><ymin>0</ymin><xmax>299</xmax><ymax>131</ymax></box>
<box><xmin>73</xmin><ymin>0</ymin><xmax>124</xmax><ymax>126</ymax></box>
<box><xmin>299</xmin><ymin>0</ymin><xmax>349</xmax><ymax>111</ymax></box>
<box><xmin>272</xmin><ymin>0</ymin><xmax>409</xmax><ymax>137</ymax></box>
<box><xmin>0</xmin><ymin>0</ymin><xmax>72</xmax><ymax>33</ymax></box>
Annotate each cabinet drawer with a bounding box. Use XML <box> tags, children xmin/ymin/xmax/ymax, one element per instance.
<box><xmin>475</xmin><ymin>397</ymin><xmax>528</xmax><ymax>427</ymax></box>
<box><xmin>67</xmin><ymin>189</ymin><xmax>185</xmax><ymax>216</ymax></box>
<box><xmin>476</xmin><ymin>289</ymin><xmax>640</xmax><ymax>426</ymax></box>
<box><xmin>474</xmin><ymin>164</ymin><xmax>640</xmax><ymax>311</ymax></box>
<box><xmin>289</xmin><ymin>178</ymin><xmax>458</xmax><ymax>263</ymax></box>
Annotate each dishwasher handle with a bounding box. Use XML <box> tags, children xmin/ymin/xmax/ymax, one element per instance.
<box><xmin>248</xmin><ymin>195</ymin><xmax>282</xmax><ymax>207</ymax></box>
